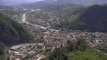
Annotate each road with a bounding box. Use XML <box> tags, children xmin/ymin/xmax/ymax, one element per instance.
<box><xmin>22</xmin><ymin>10</ymin><xmax>47</xmax><ymax>30</ymax></box>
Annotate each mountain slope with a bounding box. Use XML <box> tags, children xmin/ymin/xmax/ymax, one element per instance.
<box><xmin>51</xmin><ymin>5</ymin><xmax>107</xmax><ymax>32</ymax></box>
<box><xmin>0</xmin><ymin>11</ymin><xmax>35</xmax><ymax>60</ymax></box>
<box><xmin>0</xmin><ymin>42</ymin><xmax>8</xmax><ymax>60</ymax></box>
<box><xmin>19</xmin><ymin>0</ymin><xmax>107</xmax><ymax>8</ymax></box>
<box><xmin>0</xmin><ymin>12</ymin><xmax>34</xmax><ymax>46</ymax></box>
<box><xmin>75</xmin><ymin>5</ymin><xmax>107</xmax><ymax>32</ymax></box>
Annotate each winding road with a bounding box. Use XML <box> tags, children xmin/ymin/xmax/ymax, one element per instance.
<box><xmin>22</xmin><ymin>10</ymin><xmax>47</xmax><ymax>30</ymax></box>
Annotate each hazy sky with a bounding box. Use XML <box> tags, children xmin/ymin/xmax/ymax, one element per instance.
<box><xmin>1</xmin><ymin>0</ymin><xmax>107</xmax><ymax>6</ymax></box>
<box><xmin>1</xmin><ymin>0</ymin><xmax>43</xmax><ymax>2</ymax></box>
<box><xmin>0</xmin><ymin>0</ymin><xmax>44</xmax><ymax>5</ymax></box>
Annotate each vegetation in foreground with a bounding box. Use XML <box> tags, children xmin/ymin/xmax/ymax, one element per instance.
<box><xmin>46</xmin><ymin>39</ymin><xmax>107</xmax><ymax>60</ymax></box>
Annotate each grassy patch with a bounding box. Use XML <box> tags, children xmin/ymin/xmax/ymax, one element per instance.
<box><xmin>67</xmin><ymin>48</ymin><xmax>107</xmax><ymax>60</ymax></box>
<box><xmin>46</xmin><ymin>39</ymin><xmax>107</xmax><ymax>60</ymax></box>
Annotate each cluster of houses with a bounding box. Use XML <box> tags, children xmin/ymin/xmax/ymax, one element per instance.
<box><xmin>9</xmin><ymin>28</ymin><xmax>107</xmax><ymax>60</ymax></box>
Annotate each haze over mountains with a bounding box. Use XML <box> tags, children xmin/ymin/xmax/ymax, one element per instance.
<box><xmin>0</xmin><ymin>0</ymin><xmax>107</xmax><ymax>6</ymax></box>
<box><xmin>0</xmin><ymin>0</ymin><xmax>43</xmax><ymax>6</ymax></box>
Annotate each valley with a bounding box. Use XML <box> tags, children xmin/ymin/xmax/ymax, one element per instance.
<box><xmin>2</xmin><ymin>8</ymin><xmax>107</xmax><ymax>60</ymax></box>
<box><xmin>0</xmin><ymin>0</ymin><xmax>107</xmax><ymax>60</ymax></box>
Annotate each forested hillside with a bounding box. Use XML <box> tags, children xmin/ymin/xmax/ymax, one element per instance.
<box><xmin>0</xmin><ymin>12</ymin><xmax>34</xmax><ymax>60</ymax></box>
<box><xmin>0</xmin><ymin>12</ymin><xmax>34</xmax><ymax>46</ymax></box>
<box><xmin>49</xmin><ymin>5</ymin><xmax>107</xmax><ymax>32</ymax></box>
<box><xmin>78</xmin><ymin>5</ymin><xmax>107</xmax><ymax>32</ymax></box>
